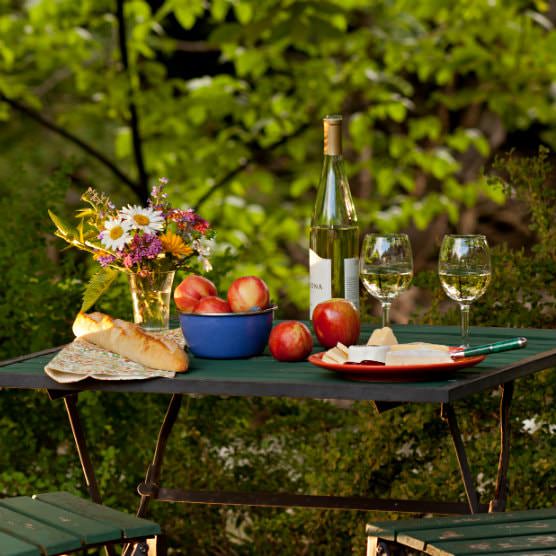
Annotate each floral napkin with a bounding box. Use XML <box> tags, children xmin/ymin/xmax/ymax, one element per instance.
<box><xmin>44</xmin><ymin>328</ymin><xmax>186</xmax><ymax>383</ymax></box>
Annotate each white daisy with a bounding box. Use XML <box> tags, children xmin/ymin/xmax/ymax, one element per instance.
<box><xmin>120</xmin><ymin>205</ymin><xmax>165</xmax><ymax>233</ymax></box>
<box><xmin>100</xmin><ymin>217</ymin><xmax>132</xmax><ymax>251</ymax></box>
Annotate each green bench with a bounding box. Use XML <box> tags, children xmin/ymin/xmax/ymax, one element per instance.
<box><xmin>367</xmin><ymin>507</ymin><xmax>556</xmax><ymax>555</ymax></box>
<box><xmin>0</xmin><ymin>491</ymin><xmax>160</xmax><ymax>555</ymax></box>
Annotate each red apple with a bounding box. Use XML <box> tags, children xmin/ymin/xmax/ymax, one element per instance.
<box><xmin>269</xmin><ymin>321</ymin><xmax>313</xmax><ymax>362</ymax></box>
<box><xmin>174</xmin><ymin>295</ymin><xmax>199</xmax><ymax>313</ymax></box>
<box><xmin>311</xmin><ymin>298</ymin><xmax>360</xmax><ymax>348</ymax></box>
<box><xmin>194</xmin><ymin>296</ymin><xmax>232</xmax><ymax>314</ymax></box>
<box><xmin>227</xmin><ymin>276</ymin><xmax>270</xmax><ymax>313</ymax></box>
<box><xmin>174</xmin><ymin>275</ymin><xmax>217</xmax><ymax>313</ymax></box>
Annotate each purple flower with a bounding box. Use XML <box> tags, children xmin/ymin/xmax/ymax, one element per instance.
<box><xmin>97</xmin><ymin>254</ymin><xmax>116</xmax><ymax>267</ymax></box>
<box><xmin>122</xmin><ymin>233</ymin><xmax>163</xmax><ymax>269</ymax></box>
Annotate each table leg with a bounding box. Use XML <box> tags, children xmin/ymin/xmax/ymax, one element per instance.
<box><xmin>122</xmin><ymin>395</ymin><xmax>182</xmax><ymax>556</ymax></box>
<box><xmin>489</xmin><ymin>380</ymin><xmax>514</xmax><ymax>513</ymax></box>
<box><xmin>136</xmin><ymin>393</ymin><xmax>183</xmax><ymax>519</ymax></box>
<box><xmin>64</xmin><ymin>393</ymin><xmax>102</xmax><ymax>504</ymax></box>
<box><xmin>441</xmin><ymin>402</ymin><xmax>480</xmax><ymax>514</ymax></box>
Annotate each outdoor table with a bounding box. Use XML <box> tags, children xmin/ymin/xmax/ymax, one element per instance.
<box><xmin>1</xmin><ymin>324</ymin><xmax>555</xmax><ymax>523</ymax></box>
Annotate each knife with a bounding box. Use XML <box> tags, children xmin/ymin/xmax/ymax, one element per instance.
<box><xmin>451</xmin><ymin>337</ymin><xmax>528</xmax><ymax>358</ymax></box>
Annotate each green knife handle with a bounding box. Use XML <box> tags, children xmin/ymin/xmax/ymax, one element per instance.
<box><xmin>460</xmin><ymin>337</ymin><xmax>527</xmax><ymax>358</ymax></box>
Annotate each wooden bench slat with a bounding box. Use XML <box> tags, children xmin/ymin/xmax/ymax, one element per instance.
<box><xmin>33</xmin><ymin>492</ymin><xmax>160</xmax><ymax>539</ymax></box>
<box><xmin>481</xmin><ymin>549</ymin><xmax>556</xmax><ymax>556</ymax></box>
<box><xmin>0</xmin><ymin>496</ymin><xmax>121</xmax><ymax>546</ymax></box>
<box><xmin>0</xmin><ymin>531</ymin><xmax>41</xmax><ymax>556</ymax></box>
<box><xmin>428</xmin><ymin>533</ymin><xmax>556</xmax><ymax>555</ymax></box>
<box><xmin>367</xmin><ymin>508</ymin><xmax>556</xmax><ymax>556</ymax></box>
<box><xmin>366</xmin><ymin>507</ymin><xmax>556</xmax><ymax>539</ymax></box>
<box><xmin>397</xmin><ymin>517</ymin><xmax>556</xmax><ymax>551</ymax></box>
<box><xmin>0</xmin><ymin>504</ymin><xmax>81</xmax><ymax>555</ymax></box>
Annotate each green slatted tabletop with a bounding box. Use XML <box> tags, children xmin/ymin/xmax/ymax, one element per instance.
<box><xmin>0</xmin><ymin>492</ymin><xmax>159</xmax><ymax>556</ymax></box>
<box><xmin>1</xmin><ymin>325</ymin><xmax>555</xmax><ymax>403</ymax></box>
<box><xmin>367</xmin><ymin>507</ymin><xmax>556</xmax><ymax>555</ymax></box>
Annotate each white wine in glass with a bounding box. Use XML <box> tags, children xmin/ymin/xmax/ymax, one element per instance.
<box><xmin>438</xmin><ymin>234</ymin><xmax>491</xmax><ymax>346</ymax></box>
<box><xmin>359</xmin><ymin>233</ymin><xmax>413</xmax><ymax>327</ymax></box>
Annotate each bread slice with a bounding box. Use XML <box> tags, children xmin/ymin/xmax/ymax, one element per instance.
<box><xmin>73</xmin><ymin>312</ymin><xmax>188</xmax><ymax>372</ymax></box>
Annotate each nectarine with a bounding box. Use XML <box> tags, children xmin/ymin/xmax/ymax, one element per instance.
<box><xmin>227</xmin><ymin>276</ymin><xmax>270</xmax><ymax>313</ymax></box>
<box><xmin>174</xmin><ymin>274</ymin><xmax>217</xmax><ymax>313</ymax></box>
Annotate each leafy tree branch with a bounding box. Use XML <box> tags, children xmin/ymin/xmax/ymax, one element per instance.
<box><xmin>194</xmin><ymin>122</ymin><xmax>310</xmax><ymax>210</ymax></box>
<box><xmin>116</xmin><ymin>0</ymin><xmax>149</xmax><ymax>204</ymax></box>
<box><xmin>0</xmin><ymin>93</ymin><xmax>140</xmax><ymax>195</ymax></box>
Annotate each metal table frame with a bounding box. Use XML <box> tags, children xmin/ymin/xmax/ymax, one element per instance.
<box><xmin>1</xmin><ymin>326</ymin><xmax>555</xmax><ymax>532</ymax></box>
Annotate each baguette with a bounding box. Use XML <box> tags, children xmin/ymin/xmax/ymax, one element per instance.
<box><xmin>72</xmin><ymin>312</ymin><xmax>188</xmax><ymax>372</ymax></box>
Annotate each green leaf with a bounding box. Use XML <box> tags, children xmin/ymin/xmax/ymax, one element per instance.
<box><xmin>233</xmin><ymin>1</ymin><xmax>253</xmax><ymax>24</ymax></box>
<box><xmin>174</xmin><ymin>0</ymin><xmax>205</xmax><ymax>30</ymax></box>
<box><xmin>81</xmin><ymin>267</ymin><xmax>119</xmax><ymax>312</ymax></box>
<box><xmin>48</xmin><ymin>209</ymin><xmax>78</xmax><ymax>240</ymax></box>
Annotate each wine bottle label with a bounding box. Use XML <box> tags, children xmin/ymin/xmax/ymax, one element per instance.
<box><xmin>344</xmin><ymin>257</ymin><xmax>360</xmax><ymax>309</ymax></box>
<box><xmin>309</xmin><ymin>249</ymin><xmax>332</xmax><ymax>317</ymax></box>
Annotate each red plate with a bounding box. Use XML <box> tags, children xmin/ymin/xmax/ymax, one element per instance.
<box><xmin>307</xmin><ymin>352</ymin><xmax>486</xmax><ymax>382</ymax></box>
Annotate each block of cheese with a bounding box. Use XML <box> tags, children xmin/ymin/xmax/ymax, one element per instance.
<box><xmin>322</xmin><ymin>342</ymin><xmax>349</xmax><ymax>364</ymax></box>
<box><xmin>367</xmin><ymin>326</ymin><xmax>398</xmax><ymax>346</ymax></box>
<box><xmin>389</xmin><ymin>342</ymin><xmax>450</xmax><ymax>353</ymax></box>
<box><xmin>347</xmin><ymin>345</ymin><xmax>389</xmax><ymax>364</ymax></box>
<box><xmin>385</xmin><ymin>349</ymin><xmax>453</xmax><ymax>366</ymax></box>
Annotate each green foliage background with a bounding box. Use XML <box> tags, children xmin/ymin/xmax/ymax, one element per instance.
<box><xmin>1</xmin><ymin>0</ymin><xmax>555</xmax><ymax>554</ymax></box>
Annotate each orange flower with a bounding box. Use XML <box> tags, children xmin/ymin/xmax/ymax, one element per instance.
<box><xmin>160</xmin><ymin>231</ymin><xmax>193</xmax><ymax>258</ymax></box>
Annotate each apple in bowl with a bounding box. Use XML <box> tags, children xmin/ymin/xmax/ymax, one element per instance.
<box><xmin>227</xmin><ymin>276</ymin><xmax>270</xmax><ymax>313</ymax></box>
<box><xmin>194</xmin><ymin>296</ymin><xmax>232</xmax><ymax>314</ymax></box>
<box><xmin>174</xmin><ymin>275</ymin><xmax>217</xmax><ymax>313</ymax></box>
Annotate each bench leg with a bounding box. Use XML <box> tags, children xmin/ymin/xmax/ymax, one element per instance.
<box><xmin>489</xmin><ymin>381</ymin><xmax>514</xmax><ymax>513</ymax></box>
<box><xmin>367</xmin><ymin>536</ymin><xmax>399</xmax><ymax>555</ymax></box>
<box><xmin>123</xmin><ymin>536</ymin><xmax>167</xmax><ymax>556</ymax></box>
<box><xmin>442</xmin><ymin>402</ymin><xmax>480</xmax><ymax>514</ymax></box>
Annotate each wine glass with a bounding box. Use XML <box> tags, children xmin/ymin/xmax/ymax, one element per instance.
<box><xmin>359</xmin><ymin>233</ymin><xmax>414</xmax><ymax>327</ymax></box>
<box><xmin>438</xmin><ymin>234</ymin><xmax>491</xmax><ymax>346</ymax></box>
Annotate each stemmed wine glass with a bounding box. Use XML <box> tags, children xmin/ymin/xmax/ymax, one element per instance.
<box><xmin>359</xmin><ymin>233</ymin><xmax>414</xmax><ymax>327</ymax></box>
<box><xmin>438</xmin><ymin>234</ymin><xmax>491</xmax><ymax>346</ymax></box>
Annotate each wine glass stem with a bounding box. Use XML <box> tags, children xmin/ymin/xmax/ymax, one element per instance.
<box><xmin>381</xmin><ymin>302</ymin><xmax>392</xmax><ymax>328</ymax></box>
<box><xmin>460</xmin><ymin>303</ymin><xmax>470</xmax><ymax>346</ymax></box>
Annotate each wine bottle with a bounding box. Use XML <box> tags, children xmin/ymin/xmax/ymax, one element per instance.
<box><xmin>309</xmin><ymin>114</ymin><xmax>359</xmax><ymax>317</ymax></box>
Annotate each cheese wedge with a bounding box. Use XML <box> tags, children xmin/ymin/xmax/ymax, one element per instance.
<box><xmin>385</xmin><ymin>349</ymin><xmax>453</xmax><ymax>366</ymax></box>
<box><xmin>322</xmin><ymin>345</ymin><xmax>348</xmax><ymax>364</ymax></box>
<box><xmin>389</xmin><ymin>342</ymin><xmax>450</xmax><ymax>353</ymax></box>
<box><xmin>367</xmin><ymin>326</ymin><xmax>398</xmax><ymax>346</ymax></box>
<box><xmin>336</xmin><ymin>342</ymin><xmax>349</xmax><ymax>357</ymax></box>
<box><xmin>347</xmin><ymin>345</ymin><xmax>389</xmax><ymax>364</ymax></box>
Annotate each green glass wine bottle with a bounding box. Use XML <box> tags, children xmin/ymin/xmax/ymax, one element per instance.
<box><xmin>309</xmin><ymin>115</ymin><xmax>359</xmax><ymax>317</ymax></box>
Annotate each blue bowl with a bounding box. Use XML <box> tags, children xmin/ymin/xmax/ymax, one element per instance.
<box><xmin>178</xmin><ymin>305</ymin><xmax>277</xmax><ymax>359</ymax></box>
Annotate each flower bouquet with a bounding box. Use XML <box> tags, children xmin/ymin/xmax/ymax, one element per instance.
<box><xmin>49</xmin><ymin>178</ymin><xmax>215</xmax><ymax>330</ymax></box>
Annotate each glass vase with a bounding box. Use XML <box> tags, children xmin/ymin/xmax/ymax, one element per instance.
<box><xmin>128</xmin><ymin>270</ymin><xmax>175</xmax><ymax>331</ymax></box>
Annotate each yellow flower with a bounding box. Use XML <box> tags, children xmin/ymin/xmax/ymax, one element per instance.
<box><xmin>160</xmin><ymin>231</ymin><xmax>193</xmax><ymax>258</ymax></box>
